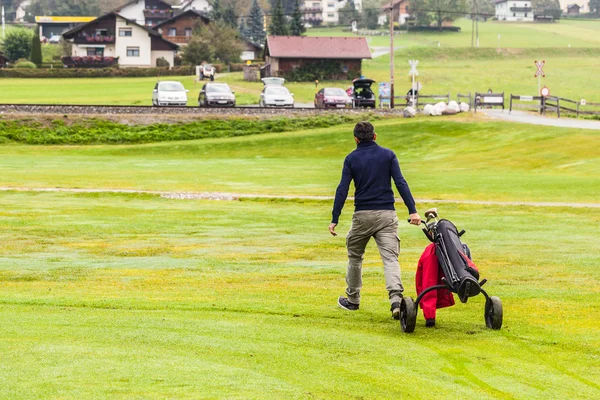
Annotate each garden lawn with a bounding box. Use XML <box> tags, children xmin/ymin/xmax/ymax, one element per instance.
<box><xmin>0</xmin><ymin>191</ymin><xmax>599</xmax><ymax>398</ymax></box>
<box><xmin>1</xmin><ymin>117</ymin><xmax>599</xmax><ymax>203</ymax></box>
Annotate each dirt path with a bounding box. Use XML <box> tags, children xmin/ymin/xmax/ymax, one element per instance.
<box><xmin>482</xmin><ymin>109</ymin><xmax>600</xmax><ymax>130</ymax></box>
<box><xmin>2</xmin><ymin>187</ymin><xmax>599</xmax><ymax>209</ymax></box>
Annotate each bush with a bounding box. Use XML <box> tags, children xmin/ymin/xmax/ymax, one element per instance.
<box><xmin>15</xmin><ymin>60</ymin><xmax>37</xmax><ymax>69</ymax></box>
<box><xmin>282</xmin><ymin>60</ymin><xmax>361</xmax><ymax>82</ymax></box>
<box><xmin>0</xmin><ymin>66</ymin><xmax>195</xmax><ymax>78</ymax></box>
<box><xmin>156</xmin><ymin>57</ymin><xmax>170</xmax><ymax>68</ymax></box>
<box><xmin>1</xmin><ymin>28</ymin><xmax>34</xmax><ymax>61</ymax></box>
<box><xmin>31</xmin><ymin>32</ymin><xmax>43</xmax><ymax>66</ymax></box>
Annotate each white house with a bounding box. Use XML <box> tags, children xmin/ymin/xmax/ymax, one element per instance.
<box><xmin>322</xmin><ymin>0</ymin><xmax>362</xmax><ymax>24</ymax></box>
<box><xmin>14</xmin><ymin>0</ymin><xmax>31</xmax><ymax>23</ymax></box>
<box><xmin>62</xmin><ymin>12</ymin><xmax>178</xmax><ymax>68</ymax></box>
<box><xmin>114</xmin><ymin>0</ymin><xmax>211</xmax><ymax>27</ymax></box>
<box><xmin>495</xmin><ymin>0</ymin><xmax>534</xmax><ymax>21</ymax></box>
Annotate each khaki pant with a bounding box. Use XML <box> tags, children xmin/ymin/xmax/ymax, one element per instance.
<box><xmin>345</xmin><ymin>210</ymin><xmax>403</xmax><ymax>305</ymax></box>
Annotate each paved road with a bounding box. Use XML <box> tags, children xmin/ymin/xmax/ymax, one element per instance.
<box><xmin>482</xmin><ymin>109</ymin><xmax>600</xmax><ymax>130</ymax></box>
<box><xmin>2</xmin><ymin>187</ymin><xmax>599</xmax><ymax>209</ymax></box>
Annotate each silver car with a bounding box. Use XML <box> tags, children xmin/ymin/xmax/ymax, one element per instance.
<box><xmin>152</xmin><ymin>81</ymin><xmax>188</xmax><ymax>107</ymax></box>
<box><xmin>198</xmin><ymin>83</ymin><xmax>236</xmax><ymax>107</ymax></box>
<box><xmin>259</xmin><ymin>77</ymin><xmax>294</xmax><ymax>107</ymax></box>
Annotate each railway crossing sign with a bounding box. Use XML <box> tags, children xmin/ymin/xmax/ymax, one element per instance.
<box><xmin>534</xmin><ymin>60</ymin><xmax>546</xmax><ymax>78</ymax></box>
<box><xmin>541</xmin><ymin>86</ymin><xmax>550</xmax><ymax>97</ymax></box>
<box><xmin>581</xmin><ymin>99</ymin><xmax>586</xmax><ymax>106</ymax></box>
<box><xmin>409</xmin><ymin>60</ymin><xmax>419</xmax><ymax>76</ymax></box>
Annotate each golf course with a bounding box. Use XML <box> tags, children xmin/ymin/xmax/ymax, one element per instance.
<box><xmin>1</xmin><ymin>114</ymin><xmax>599</xmax><ymax>398</ymax></box>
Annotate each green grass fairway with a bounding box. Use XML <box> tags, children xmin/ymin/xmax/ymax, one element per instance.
<box><xmin>1</xmin><ymin>117</ymin><xmax>599</xmax><ymax>203</ymax></box>
<box><xmin>1</xmin><ymin>191</ymin><xmax>599</xmax><ymax>398</ymax></box>
<box><xmin>308</xmin><ymin>19</ymin><xmax>600</xmax><ymax>48</ymax></box>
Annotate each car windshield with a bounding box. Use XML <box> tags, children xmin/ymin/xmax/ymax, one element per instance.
<box><xmin>206</xmin><ymin>85</ymin><xmax>230</xmax><ymax>93</ymax></box>
<box><xmin>324</xmin><ymin>88</ymin><xmax>347</xmax><ymax>96</ymax></box>
<box><xmin>158</xmin><ymin>82</ymin><xmax>185</xmax><ymax>91</ymax></box>
<box><xmin>266</xmin><ymin>87</ymin><xmax>289</xmax><ymax>96</ymax></box>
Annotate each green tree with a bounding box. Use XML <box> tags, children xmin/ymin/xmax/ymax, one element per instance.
<box><xmin>30</xmin><ymin>31</ymin><xmax>43</xmax><ymax>66</ymax></box>
<box><xmin>362</xmin><ymin>7</ymin><xmax>380</xmax><ymax>29</ymax></box>
<box><xmin>0</xmin><ymin>28</ymin><xmax>33</xmax><ymax>62</ymax></box>
<box><xmin>269</xmin><ymin>0</ymin><xmax>289</xmax><ymax>35</ymax></box>
<box><xmin>590</xmin><ymin>0</ymin><xmax>600</xmax><ymax>15</ymax></box>
<box><xmin>409</xmin><ymin>0</ymin><xmax>433</xmax><ymax>26</ymax></box>
<box><xmin>339</xmin><ymin>0</ymin><xmax>360</xmax><ymax>25</ymax></box>
<box><xmin>290</xmin><ymin>0</ymin><xmax>305</xmax><ymax>36</ymax></box>
<box><xmin>427</xmin><ymin>0</ymin><xmax>468</xmax><ymax>29</ymax></box>
<box><xmin>183</xmin><ymin>22</ymin><xmax>243</xmax><ymax>65</ymax></box>
<box><xmin>25</xmin><ymin>0</ymin><xmax>100</xmax><ymax>17</ymax></box>
<box><xmin>248</xmin><ymin>0</ymin><xmax>266</xmax><ymax>44</ymax></box>
<box><xmin>222</xmin><ymin>6</ymin><xmax>237</xmax><ymax>27</ymax></box>
<box><xmin>210</xmin><ymin>0</ymin><xmax>223</xmax><ymax>21</ymax></box>
<box><xmin>239</xmin><ymin>17</ymin><xmax>250</xmax><ymax>39</ymax></box>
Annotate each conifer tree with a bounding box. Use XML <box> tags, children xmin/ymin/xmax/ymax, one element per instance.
<box><xmin>269</xmin><ymin>0</ymin><xmax>289</xmax><ymax>35</ymax></box>
<box><xmin>290</xmin><ymin>0</ymin><xmax>305</xmax><ymax>36</ymax></box>
<box><xmin>248</xmin><ymin>0</ymin><xmax>266</xmax><ymax>44</ymax></box>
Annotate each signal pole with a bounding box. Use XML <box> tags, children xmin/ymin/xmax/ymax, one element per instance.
<box><xmin>389</xmin><ymin>5</ymin><xmax>394</xmax><ymax>108</ymax></box>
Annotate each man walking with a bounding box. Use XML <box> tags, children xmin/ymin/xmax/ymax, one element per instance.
<box><xmin>329</xmin><ymin>122</ymin><xmax>421</xmax><ymax>320</ymax></box>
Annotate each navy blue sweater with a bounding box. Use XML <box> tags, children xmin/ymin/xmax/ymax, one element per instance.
<box><xmin>332</xmin><ymin>141</ymin><xmax>417</xmax><ymax>224</ymax></box>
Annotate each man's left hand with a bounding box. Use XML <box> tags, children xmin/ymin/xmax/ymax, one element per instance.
<box><xmin>328</xmin><ymin>223</ymin><xmax>338</xmax><ymax>236</ymax></box>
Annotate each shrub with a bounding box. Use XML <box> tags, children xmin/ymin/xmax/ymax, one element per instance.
<box><xmin>30</xmin><ymin>32</ymin><xmax>43</xmax><ymax>66</ymax></box>
<box><xmin>15</xmin><ymin>60</ymin><xmax>37</xmax><ymax>69</ymax></box>
<box><xmin>156</xmin><ymin>57</ymin><xmax>170</xmax><ymax>68</ymax></box>
<box><xmin>1</xmin><ymin>28</ymin><xmax>34</xmax><ymax>61</ymax></box>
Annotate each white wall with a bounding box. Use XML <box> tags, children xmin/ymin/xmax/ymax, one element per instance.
<box><xmin>185</xmin><ymin>0</ymin><xmax>211</xmax><ymax>12</ymax></box>
<box><xmin>115</xmin><ymin>17</ymin><xmax>152</xmax><ymax>67</ymax></box>
<box><xmin>495</xmin><ymin>1</ymin><xmax>534</xmax><ymax>21</ymax></box>
<box><xmin>151</xmin><ymin>50</ymin><xmax>174</xmax><ymax>67</ymax></box>
<box><xmin>15</xmin><ymin>0</ymin><xmax>31</xmax><ymax>22</ymax></box>
<box><xmin>72</xmin><ymin>44</ymin><xmax>116</xmax><ymax>57</ymax></box>
<box><xmin>118</xmin><ymin>0</ymin><xmax>145</xmax><ymax>25</ymax></box>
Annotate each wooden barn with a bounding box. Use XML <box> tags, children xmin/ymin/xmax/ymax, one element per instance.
<box><xmin>263</xmin><ymin>36</ymin><xmax>372</xmax><ymax>80</ymax></box>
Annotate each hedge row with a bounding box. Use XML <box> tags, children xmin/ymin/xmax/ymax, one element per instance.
<box><xmin>0</xmin><ymin>115</ymin><xmax>368</xmax><ymax>145</ymax></box>
<box><xmin>0</xmin><ymin>66</ymin><xmax>195</xmax><ymax>78</ymax></box>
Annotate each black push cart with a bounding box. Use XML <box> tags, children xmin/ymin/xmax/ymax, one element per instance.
<box><xmin>400</xmin><ymin>208</ymin><xmax>503</xmax><ymax>333</ymax></box>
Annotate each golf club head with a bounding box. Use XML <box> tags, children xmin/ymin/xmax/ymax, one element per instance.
<box><xmin>424</xmin><ymin>208</ymin><xmax>438</xmax><ymax>220</ymax></box>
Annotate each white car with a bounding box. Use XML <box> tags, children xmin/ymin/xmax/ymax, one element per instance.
<box><xmin>259</xmin><ymin>77</ymin><xmax>294</xmax><ymax>107</ymax></box>
<box><xmin>48</xmin><ymin>35</ymin><xmax>61</xmax><ymax>44</ymax></box>
<box><xmin>152</xmin><ymin>81</ymin><xmax>188</xmax><ymax>107</ymax></box>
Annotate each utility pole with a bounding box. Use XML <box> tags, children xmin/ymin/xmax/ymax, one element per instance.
<box><xmin>471</xmin><ymin>11</ymin><xmax>474</xmax><ymax>47</ymax></box>
<box><xmin>389</xmin><ymin>5</ymin><xmax>394</xmax><ymax>109</ymax></box>
<box><xmin>1</xmin><ymin>4</ymin><xmax>5</xmax><ymax>40</ymax></box>
<box><xmin>475</xmin><ymin>0</ymin><xmax>480</xmax><ymax>47</ymax></box>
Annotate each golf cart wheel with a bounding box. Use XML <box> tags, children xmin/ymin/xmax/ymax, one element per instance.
<box><xmin>400</xmin><ymin>297</ymin><xmax>417</xmax><ymax>333</ymax></box>
<box><xmin>485</xmin><ymin>296</ymin><xmax>503</xmax><ymax>330</ymax></box>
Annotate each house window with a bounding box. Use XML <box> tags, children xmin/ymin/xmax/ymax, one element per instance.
<box><xmin>327</xmin><ymin>13</ymin><xmax>334</xmax><ymax>17</ymax></box>
<box><xmin>327</xmin><ymin>2</ymin><xmax>335</xmax><ymax>8</ymax></box>
<box><xmin>87</xmin><ymin>48</ymin><xmax>104</xmax><ymax>56</ymax></box>
<box><xmin>525</xmin><ymin>13</ymin><xmax>528</xmax><ymax>17</ymax></box>
<box><xmin>168</xmin><ymin>28</ymin><xmax>177</xmax><ymax>36</ymax></box>
<box><xmin>119</xmin><ymin>28</ymin><xmax>132</xmax><ymax>37</ymax></box>
<box><xmin>185</xmin><ymin>28</ymin><xmax>192</xmax><ymax>37</ymax></box>
<box><xmin>513</xmin><ymin>13</ymin><xmax>516</xmax><ymax>16</ymax></box>
<box><xmin>95</xmin><ymin>29</ymin><xmax>108</xmax><ymax>36</ymax></box>
<box><xmin>127</xmin><ymin>47</ymin><xmax>140</xmax><ymax>57</ymax></box>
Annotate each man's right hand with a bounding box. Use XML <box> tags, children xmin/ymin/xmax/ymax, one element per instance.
<box><xmin>409</xmin><ymin>213</ymin><xmax>422</xmax><ymax>225</ymax></box>
<box><xmin>328</xmin><ymin>223</ymin><xmax>338</xmax><ymax>236</ymax></box>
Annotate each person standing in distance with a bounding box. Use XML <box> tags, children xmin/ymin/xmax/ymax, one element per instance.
<box><xmin>329</xmin><ymin>121</ymin><xmax>421</xmax><ymax>320</ymax></box>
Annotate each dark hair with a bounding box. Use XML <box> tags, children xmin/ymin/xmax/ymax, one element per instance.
<box><xmin>354</xmin><ymin>121</ymin><xmax>375</xmax><ymax>141</ymax></box>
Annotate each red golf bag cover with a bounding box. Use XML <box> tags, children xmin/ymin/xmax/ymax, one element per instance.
<box><xmin>415</xmin><ymin>243</ymin><xmax>455</xmax><ymax>320</ymax></box>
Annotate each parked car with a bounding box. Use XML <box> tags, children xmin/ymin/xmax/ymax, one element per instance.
<box><xmin>314</xmin><ymin>87</ymin><xmax>352</xmax><ymax>109</ymax></box>
<box><xmin>260</xmin><ymin>77</ymin><xmax>294</xmax><ymax>107</ymax></box>
<box><xmin>199</xmin><ymin>64</ymin><xmax>215</xmax><ymax>81</ymax></box>
<box><xmin>152</xmin><ymin>81</ymin><xmax>188</xmax><ymax>106</ymax></box>
<box><xmin>352</xmin><ymin>78</ymin><xmax>376</xmax><ymax>108</ymax></box>
<box><xmin>198</xmin><ymin>82</ymin><xmax>236</xmax><ymax>107</ymax></box>
<box><xmin>48</xmin><ymin>35</ymin><xmax>62</xmax><ymax>44</ymax></box>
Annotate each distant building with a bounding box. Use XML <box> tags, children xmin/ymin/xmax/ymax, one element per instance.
<box><xmin>566</xmin><ymin>3</ymin><xmax>582</xmax><ymax>14</ymax></box>
<box><xmin>379</xmin><ymin>0</ymin><xmax>410</xmax><ymax>25</ymax></box>
<box><xmin>302</xmin><ymin>1</ymin><xmax>324</xmax><ymax>26</ymax></box>
<box><xmin>114</xmin><ymin>0</ymin><xmax>212</xmax><ymax>27</ymax></box>
<box><xmin>495</xmin><ymin>0</ymin><xmax>534</xmax><ymax>22</ymax></box>
<box><xmin>36</xmin><ymin>16</ymin><xmax>96</xmax><ymax>39</ymax></box>
<box><xmin>318</xmin><ymin>0</ymin><xmax>362</xmax><ymax>24</ymax></box>
<box><xmin>558</xmin><ymin>0</ymin><xmax>587</xmax><ymax>14</ymax></box>
<box><xmin>154</xmin><ymin>9</ymin><xmax>210</xmax><ymax>44</ymax></box>
<box><xmin>62</xmin><ymin>12</ymin><xmax>178</xmax><ymax>68</ymax></box>
<box><xmin>15</xmin><ymin>0</ymin><xmax>31</xmax><ymax>23</ymax></box>
<box><xmin>263</xmin><ymin>36</ymin><xmax>371</xmax><ymax>79</ymax></box>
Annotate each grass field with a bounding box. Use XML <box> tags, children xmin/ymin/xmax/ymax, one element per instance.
<box><xmin>308</xmin><ymin>19</ymin><xmax>600</xmax><ymax>48</ymax></box>
<box><xmin>1</xmin><ymin>116</ymin><xmax>600</xmax><ymax>398</ymax></box>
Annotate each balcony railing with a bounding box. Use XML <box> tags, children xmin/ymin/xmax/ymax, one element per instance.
<box><xmin>62</xmin><ymin>56</ymin><xmax>119</xmax><ymax>68</ymax></box>
<box><xmin>303</xmin><ymin>7</ymin><xmax>322</xmax><ymax>12</ymax></box>
<box><xmin>165</xmin><ymin>36</ymin><xmax>192</xmax><ymax>44</ymax></box>
<box><xmin>143</xmin><ymin>9</ymin><xmax>173</xmax><ymax>19</ymax></box>
<box><xmin>73</xmin><ymin>34</ymin><xmax>115</xmax><ymax>44</ymax></box>
<box><xmin>510</xmin><ymin>7</ymin><xmax>532</xmax><ymax>12</ymax></box>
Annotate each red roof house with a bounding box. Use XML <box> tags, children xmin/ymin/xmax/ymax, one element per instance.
<box><xmin>263</xmin><ymin>36</ymin><xmax>372</xmax><ymax>80</ymax></box>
